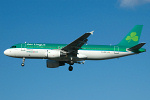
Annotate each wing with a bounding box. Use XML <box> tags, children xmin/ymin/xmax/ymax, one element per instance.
<box><xmin>61</xmin><ymin>31</ymin><xmax>94</xmax><ymax>54</ymax></box>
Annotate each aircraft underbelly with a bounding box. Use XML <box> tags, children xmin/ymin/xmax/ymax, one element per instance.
<box><xmin>78</xmin><ymin>50</ymin><xmax>133</xmax><ymax>60</ymax></box>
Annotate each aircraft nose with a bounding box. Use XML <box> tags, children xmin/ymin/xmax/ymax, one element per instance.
<box><xmin>4</xmin><ymin>49</ymin><xmax>15</xmax><ymax>57</ymax></box>
<box><xmin>4</xmin><ymin>49</ymin><xmax>10</xmax><ymax>56</ymax></box>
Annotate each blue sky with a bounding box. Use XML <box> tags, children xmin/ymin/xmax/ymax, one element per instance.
<box><xmin>0</xmin><ymin>0</ymin><xmax>150</xmax><ymax>100</ymax></box>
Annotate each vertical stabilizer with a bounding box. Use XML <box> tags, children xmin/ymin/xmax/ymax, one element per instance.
<box><xmin>117</xmin><ymin>25</ymin><xmax>143</xmax><ymax>47</ymax></box>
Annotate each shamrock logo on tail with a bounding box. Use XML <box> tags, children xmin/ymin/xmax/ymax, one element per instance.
<box><xmin>126</xmin><ymin>32</ymin><xmax>138</xmax><ymax>42</ymax></box>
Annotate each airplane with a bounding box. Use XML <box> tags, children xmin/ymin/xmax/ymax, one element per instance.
<box><xmin>4</xmin><ymin>25</ymin><xmax>146</xmax><ymax>71</ymax></box>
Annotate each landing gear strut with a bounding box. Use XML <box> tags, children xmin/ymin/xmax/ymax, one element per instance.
<box><xmin>68</xmin><ymin>65</ymin><xmax>73</xmax><ymax>71</ymax></box>
<box><xmin>21</xmin><ymin>57</ymin><xmax>25</xmax><ymax>67</ymax></box>
<box><xmin>68</xmin><ymin>57</ymin><xmax>74</xmax><ymax>71</ymax></box>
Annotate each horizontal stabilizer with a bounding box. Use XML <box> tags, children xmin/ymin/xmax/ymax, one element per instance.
<box><xmin>128</xmin><ymin>43</ymin><xmax>146</xmax><ymax>51</ymax></box>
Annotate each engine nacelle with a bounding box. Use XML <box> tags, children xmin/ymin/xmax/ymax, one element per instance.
<box><xmin>46</xmin><ymin>60</ymin><xmax>65</xmax><ymax>68</ymax></box>
<box><xmin>48</xmin><ymin>50</ymin><xmax>60</xmax><ymax>58</ymax></box>
<box><xmin>47</xmin><ymin>50</ymin><xmax>66</xmax><ymax>58</ymax></box>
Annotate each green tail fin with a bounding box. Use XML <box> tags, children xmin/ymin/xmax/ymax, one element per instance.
<box><xmin>117</xmin><ymin>25</ymin><xmax>143</xmax><ymax>47</ymax></box>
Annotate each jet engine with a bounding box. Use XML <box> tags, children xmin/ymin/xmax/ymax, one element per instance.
<box><xmin>46</xmin><ymin>60</ymin><xmax>65</xmax><ymax>68</ymax></box>
<box><xmin>47</xmin><ymin>50</ymin><xmax>67</xmax><ymax>58</ymax></box>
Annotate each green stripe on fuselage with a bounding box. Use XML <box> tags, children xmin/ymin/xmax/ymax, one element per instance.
<box><xmin>10</xmin><ymin>43</ymin><xmax>146</xmax><ymax>53</ymax></box>
<box><xmin>10</xmin><ymin>43</ymin><xmax>128</xmax><ymax>52</ymax></box>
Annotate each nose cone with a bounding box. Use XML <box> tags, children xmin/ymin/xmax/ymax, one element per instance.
<box><xmin>4</xmin><ymin>49</ymin><xmax>16</xmax><ymax>57</ymax></box>
<box><xmin>4</xmin><ymin>49</ymin><xmax>12</xmax><ymax>56</ymax></box>
<box><xmin>4</xmin><ymin>49</ymin><xmax>9</xmax><ymax>56</ymax></box>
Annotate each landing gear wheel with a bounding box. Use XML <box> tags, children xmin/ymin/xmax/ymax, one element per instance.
<box><xmin>21</xmin><ymin>57</ymin><xmax>25</xmax><ymax>67</ymax></box>
<box><xmin>68</xmin><ymin>66</ymin><xmax>73</xmax><ymax>71</ymax></box>
<box><xmin>21</xmin><ymin>63</ymin><xmax>24</xmax><ymax>66</ymax></box>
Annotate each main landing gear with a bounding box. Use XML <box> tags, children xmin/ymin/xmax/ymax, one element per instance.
<box><xmin>21</xmin><ymin>57</ymin><xmax>25</xmax><ymax>67</ymax></box>
<box><xmin>68</xmin><ymin>65</ymin><xmax>73</xmax><ymax>71</ymax></box>
<box><xmin>68</xmin><ymin>60</ymin><xmax>85</xmax><ymax>71</ymax></box>
<box><xmin>68</xmin><ymin>58</ymin><xmax>74</xmax><ymax>71</ymax></box>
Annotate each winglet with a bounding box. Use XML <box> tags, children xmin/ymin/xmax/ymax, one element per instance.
<box><xmin>89</xmin><ymin>31</ymin><xmax>94</xmax><ymax>35</ymax></box>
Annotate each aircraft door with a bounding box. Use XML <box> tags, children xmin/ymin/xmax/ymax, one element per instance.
<box><xmin>114</xmin><ymin>46</ymin><xmax>119</xmax><ymax>54</ymax></box>
<box><xmin>21</xmin><ymin>43</ymin><xmax>26</xmax><ymax>51</ymax></box>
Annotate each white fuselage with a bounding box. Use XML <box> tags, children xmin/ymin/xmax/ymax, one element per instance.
<box><xmin>4</xmin><ymin>48</ymin><xmax>134</xmax><ymax>61</ymax></box>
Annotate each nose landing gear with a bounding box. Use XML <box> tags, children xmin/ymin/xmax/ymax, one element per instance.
<box><xmin>21</xmin><ymin>63</ymin><xmax>24</xmax><ymax>66</ymax></box>
<box><xmin>21</xmin><ymin>57</ymin><xmax>25</xmax><ymax>67</ymax></box>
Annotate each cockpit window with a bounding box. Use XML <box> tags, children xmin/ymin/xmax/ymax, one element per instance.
<box><xmin>11</xmin><ymin>46</ymin><xmax>16</xmax><ymax>48</ymax></box>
